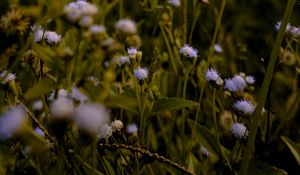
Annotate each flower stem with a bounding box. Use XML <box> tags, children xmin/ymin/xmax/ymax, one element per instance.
<box><xmin>240</xmin><ymin>0</ymin><xmax>296</xmax><ymax>174</ymax></box>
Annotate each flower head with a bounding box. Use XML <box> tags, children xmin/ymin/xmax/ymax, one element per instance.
<box><xmin>134</xmin><ymin>67</ymin><xmax>149</xmax><ymax>80</ymax></box>
<box><xmin>0</xmin><ymin>105</ymin><xmax>26</xmax><ymax>139</ymax></box>
<box><xmin>224</xmin><ymin>74</ymin><xmax>247</xmax><ymax>92</ymax></box>
<box><xmin>89</xmin><ymin>25</ymin><xmax>106</xmax><ymax>34</ymax></box>
<box><xmin>200</xmin><ymin>146</ymin><xmax>209</xmax><ymax>157</ymax></box>
<box><xmin>0</xmin><ymin>71</ymin><xmax>16</xmax><ymax>85</ymax></box>
<box><xmin>34</xmin><ymin>127</ymin><xmax>45</xmax><ymax>137</ymax></box>
<box><xmin>44</xmin><ymin>31</ymin><xmax>61</xmax><ymax>45</ymax></box>
<box><xmin>74</xmin><ymin>102</ymin><xmax>110</xmax><ymax>134</ymax></box>
<box><xmin>233</xmin><ymin>100</ymin><xmax>256</xmax><ymax>115</ymax></box>
<box><xmin>111</xmin><ymin>120</ymin><xmax>123</xmax><ymax>132</ymax></box>
<box><xmin>31</xmin><ymin>25</ymin><xmax>44</xmax><ymax>43</ymax></box>
<box><xmin>32</xmin><ymin>100</ymin><xmax>43</xmax><ymax>111</ymax></box>
<box><xmin>50</xmin><ymin>97</ymin><xmax>74</xmax><ymax>118</ymax></box>
<box><xmin>231</xmin><ymin>123</ymin><xmax>248</xmax><ymax>139</ymax></box>
<box><xmin>205</xmin><ymin>68</ymin><xmax>223</xmax><ymax>85</ymax></box>
<box><xmin>79</xmin><ymin>15</ymin><xmax>93</xmax><ymax>27</ymax></box>
<box><xmin>127</xmin><ymin>47</ymin><xmax>138</xmax><ymax>56</ymax></box>
<box><xmin>168</xmin><ymin>0</ymin><xmax>181</xmax><ymax>6</ymax></box>
<box><xmin>97</xmin><ymin>124</ymin><xmax>113</xmax><ymax>139</ymax></box>
<box><xmin>64</xmin><ymin>0</ymin><xmax>98</xmax><ymax>22</ymax></box>
<box><xmin>70</xmin><ymin>86</ymin><xmax>88</xmax><ymax>103</ymax></box>
<box><xmin>180</xmin><ymin>44</ymin><xmax>198</xmax><ymax>58</ymax></box>
<box><xmin>214</xmin><ymin>44</ymin><xmax>223</xmax><ymax>53</ymax></box>
<box><xmin>115</xmin><ymin>19</ymin><xmax>137</xmax><ymax>34</ymax></box>
<box><xmin>127</xmin><ymin>123</ymin><xmax>138</xmax><ymax>134</ymax></box>
<box><xmin>245</xmin><ymin>75</ymin><xmax>255</xmax><ymax>84</ymax></box>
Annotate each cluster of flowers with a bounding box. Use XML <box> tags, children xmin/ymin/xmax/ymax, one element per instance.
<box><xmin>275</xmin><ymin>21</ymin><xmax>300</xmax><ymax>38</ymax></box>
<box><xmin>205</xmin><ymin>68</ymin><xmax>256</xmax><ymax>139</ymax></box>
<box><xmin>0</xmin><ymin>70</ymin><xmax>16</xmax><ymax>85</ymax></box>
<box><xmin>47</xmin><ymin>87</ymin><xmax>123</xmax><ymax>139</ymax></box>
<box><xmin>32</xmin><ymin>25</ymin><xmax>61</xmax><ymax>45</ymax></box>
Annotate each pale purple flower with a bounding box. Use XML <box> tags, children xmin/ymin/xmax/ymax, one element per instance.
<box><xmin>44</xmin><ymin>31</ymin><xmax>61</xmax><ymax>45</ymax></box>
<box><xmin>0</xmin><ymin>71</ymin><xmax>16</xmax><ymax>85</ymax></box>
<box><xmin>115</xmin><ymin>19</ymin><xmax>137</xmax><ymax>34</ymax></box>
<box><xmin>231</xmin><ymin>123</ymin><xmax>248</xmax><ymax>139</ymax></box>
<box><xmin>0</xmin><ymin>105</ymin><xmax>26</xmax><ymax>138</ymax></box>
<box><xmin>127</xmin><ymin>123</ymin><xmax>138</xmax><ymax>134</ymax></box>
<box><xmin>180</xmin><ymin>44</ymin><xmax>198</xmax><ymax>58</ymax></box>
<box><xmin>134</xmin><ymin>67</ymin><xmax>149</xmax><ymax>80</ymax></box>
<box><xmin>50</xmin><ymin>97</ymin><xmax>74</xmax><ymax>118</ymax></box>
<box><xmin>90</xmin><ymin>25</ymin><xmax>106</xmax><ymax>34</ymax></box>
<box><xmin>97</xmin><ymin>124</ymin><xmax>113</xmax><ymax>139</ymax></box>
<box><xmin>168</xmin><ymin>0</ymin><xmax>180</xmax><ymax>6</ymax></box>
<box><xmin>233</xmin><ymin>100</ymin><xmax>256</xmax><ymax>115</ymax></box>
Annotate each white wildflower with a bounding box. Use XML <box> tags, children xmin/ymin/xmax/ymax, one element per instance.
<box><xmin>134</xmin><ymin>67</ymin><xmax>149</xmax><ymax>80</ymax></box>
<box><xmin>200</xmin><ymin>146</ymin><xmax>209</xmax><ymax>157</ymax></box>
<box><xmin>50</xmin><ymin>97</ymin><xmax>74</xmax><ymax>118</ymax></box>
<box><xmin>64</xmin><ymin>0</ymin><xmax>98</xmax><ymax>22</ymax></box>
<box><xmin>48</xmin><ymin>89</ymin><xmax>68</xmax><ymax>101</ymax></box>
<box><xmin>127</xmin><ymin>123</ymin><xmax>138</xmax><ymax>134</ymax></box>
<box><xmin>0</xmin><ymin>105</ymin><xmax>26</xmax><ymax>139</ymax></box>
<box><xmin>87</xmin><ymin>76</ymin><xmax>100</xmax><ymax>86</ymax></box>
<box><xmin>0</xmin><ymin>71</ymin><xmax>16</xmax><ymax>85</ymax></box>
<box><xmin>74</xmin><ymin>103</ymin><xmax>110</xmax><ymax>134</ymax></box>
<box><xmin>168</xmin><ymin>0</ymin><xmax>180</xmax><ymax>7</ymax></box>
<box><xmin>245</xmin><ymin>76</ymin><xmax>255</xmax><ymax>84</ymax></box>
<box><xmin>205</xmin><ymin>68</ymin><xmax>223</xmax><ymax>85</ymax></box>
<box><xmin>113</xmin><ymin>55</ymin><xmax>130</xmax><ymax>66</ymax></box>
<box><xmin>111</xmin><ymin>120</ymin><xmax>123</xmax><ymax>132</ymax></box>
<box><xmin>127</xmin><ymin>47</ymin><xmax>138</xmax><ymax>57</ymax></box>
<box><xmin>214</xmin><ymin>44</ymin><xmax>223</xmax><ymax>53</ymax></box>
<box><xmin>70</xmin><ymin>86</ymin><xmax>88</xmax><ymax>103</ymax></box>
<box><xmin>32</xmin><ymin>100</ymin><xmax>43</xmax><ymax>111</ymax></box>
<box><xmin>34</xmin><ymin>127</ymin><xmax>44</xmax><ymax>137</ymax></box>
<box><xmin>79</xmin><ymin>16</ymin><xmax>93</xmax><ymax>27</ymax></box>
<box><xmin>233</xmin><ymin>100</ymin><xmax>256</xmax><ymax>115</ymax></box>
<box><xmin>224</xmin><ymin>74</ymin><xmax>247</xmax><ymax>92</ymax></box>
<box><xmin>90</xmin><ymin>25</ymin><xmax>106</xmax><ymax>34</ymax></box>
<box><xmin>115</xmin><ymin>19</ymin><xmax>137</xmax><ymax>34</ymax></box>
<box><xmin>180</xmin><ymin>44</ymin><xmax>198</xmax><ymax>58</ymax></box>
<box><xmin>231</xmin><ymin>123</ymin><xmax>248</xmax><ymax>139</ymax></box>
<box><xmin>97</xmin><ymin>124</ymin><xmax>113</xmax><ymax>139</ymax></box>
<box><xmin>44</xmin><ymin>31</ymin><xmax>61</xmax><ymax>45</ymax></box>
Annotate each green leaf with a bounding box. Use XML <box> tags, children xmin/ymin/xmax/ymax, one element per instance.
<box><xmin>106</xmin><ymin>94</ymin><xmax>138</xmax><ymax>114</ymax></box>
<box><xmin>187</xmin><ymin>119</ymin><xmax>219</xmax><ymax>157</ymax></box>
<box><xmin>60</xmin><ymin>28</ymin><xmax>78</xmax><ymax>51</ymax></box>
<box><xmin>152</xmin><ymin>97</ymin><xmax>199</xmax><ymax>113</ymax></box>
<box><xmin>281</xmin><ymin>136</ymin><xmax>300</xmax><ymax>165</ymax></box>
<box><xmin>32</xmin><ymin>44</ymin><xmax>56</xmax><ymax>64</ymax></box>
<box><xmin>24</xmin><ymin>77</ymin><xmax>56</xmax><ymax>100</ymax></box>
<box><xmin>248</xmin><ymin>159</ymin><xmax>287</xmax><ymax>175</ymax></box>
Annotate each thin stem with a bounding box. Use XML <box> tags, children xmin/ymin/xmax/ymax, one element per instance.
<box><xmin>159</xmin><ymin>23</ymin><xmax>178</xmax><ymax>75</ymax></box>
<box><xmin>207</xmin><ymin>0</ymin><xmax>227</xmax><ymax>66</ymax></box>
<box><xmin>181</xmin><ymin>0</ymin><xmax>187</xmax><ymax>44</ymax></box>
<box><xmin>240</xmin><ymin>0</ymin><xmax>296</xmax><ymax>174</ymax></box>
<box><xmin>212</xmin><ymin>88</ymin><xmax>221</xmax><ymax>157</ymax></box>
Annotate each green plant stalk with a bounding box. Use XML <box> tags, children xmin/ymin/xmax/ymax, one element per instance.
<box><xmin>207</xmin><ymin>0</ymin><xmax>227</xmax><ymax>66</ymax></box>
<box><xmin>212</xmin><ymin>88</ymin><xmax>222</xmax><ymax>157</ymax></box>
<box><xmin>181</xmin><ymin>0</ymin><xmax>187</xmax><ymax>44</ymax></box>
<box><xmin>240</xmin><ymin>0</ymin><xmax>296</xmax><ymax>174</ymax></box>
<box><xmin>119</xmin><ymin>0</ymin><xmax>123</xmax><ymax>18</ymax></box>
<box><xmin>194</xmin><ymin>82</ymin><xmax>206</xmax><ymax>123</ymax></box>
<box><xmin>181</xmin><ymin>58</ymin><xmax>197</xmax><ymax>163</ymax></box>
<box><xmin>188</xmin><ymin>2</ymin><xmax>201</xmax><ymax>44</ymax></box>
<box><xmin>159</xmin><ymin>23</ymin><xmax>178</xmax><ymax>75</ymax></box>
<box><xmin>136</xmin><ymin>81</ymin><xmax>145</xmax><ymax>144</ymax></box>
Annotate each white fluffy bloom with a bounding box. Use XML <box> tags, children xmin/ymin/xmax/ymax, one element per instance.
<box><xmin>111</xmin><ymin>120</ymin><xmax>123</xmax><ymax>132</ymax></box>
<box><xmin>275</xmin><ymin>21</ymin><xmax>300</xmax><ymax>37</ymax></box>
<box><xmin>34</xmin><ymin>127</ymin><xmax>45</xmax><ymax>137</ymax></box>
<box><xmin>0</xmin><ymin>71</ymin><xmax>16</xmax><ymax>85</ymax></box>
<box><xmin>64</xmin><ymin>0</ymin><xmax>98</xmax><ymax>22</ymax></box>
<box><xmin>224</xmin><ymin>75</ymin><xmax>247</xmax><ymax>92</ymax></box>
<box><xmin>127</xmin><ymin>123</ymin><xmax>138</xmax><ymax>134</ymax></box>
<box><xmin>101</xmin><ymin>37</ymin><xmax>115</xmax><ymax>47</ymax></box>
<box><xmin>205</xmin><ymin>68</ymin><xmax>223</xmax><ymax>85</ymax></box>
<box><xmin>79</xmin><ymin>16</ymin><xmax>93</xmax><ymax>27</ymax></box>
<box><xmin>232</xmin><ymin>75</ymin><xmax>247</xmax><ymax>90</ymax></box>
<box><xmin>168</xmin><ymin>0</ymin><xmax>180</xmax><ymax>6</ymax></box>
<box><xmin>70</xmin><ymin>86</ymin><xmax>88</xmax><ymax>102</ymax></box>
<box><xmin>87</xmin><ymin>76</ymin><xmax>100</xmax><ymax>86</ymax></box>
<box><xmin>50</xmin><ymin>97</ymin><xmax>74</xmax><ymax>118</ymax></box>
<box><xmin>127</xmin><ymin>47</ymin><xmax>138</xmax><ymax>56</ymax></box>
<box><xmin>214</xmin><ymin>44</ymin><xmax>223</xmax><ymax>53</ymax></box>
<box><xmin>113</xmin><ymin>55</ymin><xmax>130</xmax><ymax>66</ymax></box>
<box><xmin>0</xmin><ymin>105</ymin><xmax>26</xmax><ymax>139</ymax></box>
<box><xmin>245</xmin><ymin>76</ymin><xmax>255</xmax><ymax>84</ymax></box>
<box><xmin>115</xmin><ymin>19</ymin><xmax>137</xmax><ymax>34</ymax></box>
<box><xmin>97</xmin><ymin>124</ymin><xmax>113</xmax><ymax>139</ymax></box>
<box><xmin>134</xmin><ymin>67</ymin><xmax>149</xmax><ymax>80</ymax></box>
<box><xmin>180</xmin><ymin>44</ymin><xmax>198</xmax><ymax>58</ymax></box>
<box><xmin>48</xmin><ymin>89</ymin><xmax>68</xmax><ymax>101</ymax></box>
<box><xmin>90</xmin><ymin>25</ymin><xmax>106</xmax><ymax>34</ymax></box>
<box><xmin>74</xmin><ymin>103</ymin><xmax>110</xmax><ymax>134</ymax></box>
<box><xmin>275</xmin><ymin>21</ymin><xmax>291</xmax><ymax>32</ymax></box>
<box><xmin>200</xmin><ymin>146</ymin><xmax>209</xmax><ymax>157</ymax></box>
<box><xmin>32</xmin><ymin>100</ymin><xmax>43</xmax><ymax>111</ymax></box>
<box><xmin>231</xmin><ymin>123</ymin><xmax>248</xmax><ymax>139</ymax></box>
<box><xmin>44</xmin><ymin>31</ymin><xmax>61</xmax><ymax>45</ymax></box>
<box><xmin>233</xmin><ymin>100</ymin><xmax>256</xmax><ymax>115</ymax></box>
